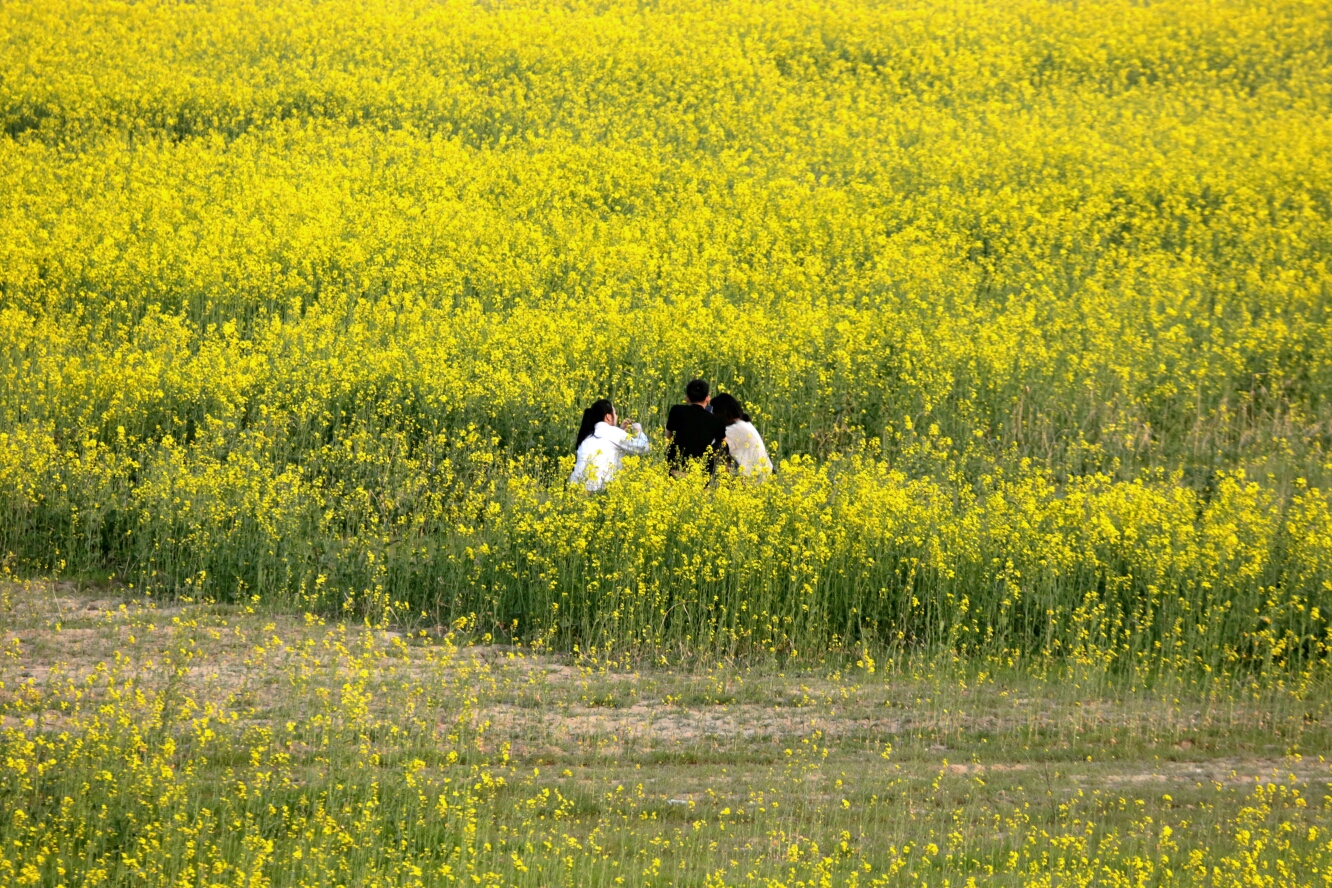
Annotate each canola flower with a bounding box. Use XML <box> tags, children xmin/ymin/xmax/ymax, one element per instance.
<box><xmin>0</xmin><ymin>0</ymin><xmax>1330</xmax><ymax>672</ymax></box>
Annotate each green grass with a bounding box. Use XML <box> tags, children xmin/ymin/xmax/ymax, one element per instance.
<box><xmin>2</xmin><ymin>580</ymin><xmax>1329</xmax><ymax>886</ymax></box>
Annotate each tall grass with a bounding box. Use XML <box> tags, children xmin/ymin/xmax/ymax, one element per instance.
<box><xmin>4</xmin><ymin>429</ymin><xmax>1330</xmax><ymax>672</ymax></box>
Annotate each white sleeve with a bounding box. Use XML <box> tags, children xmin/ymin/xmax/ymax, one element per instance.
<box><xmin>618</xmin><ymin>428</ymin><xmax>650</xmax><ymax>456</ymax></box>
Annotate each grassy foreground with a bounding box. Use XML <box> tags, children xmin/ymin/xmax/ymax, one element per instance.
<box><xmin>2</xmin><ymin>579</ymin><xmax>1330</xmax><ymax>887</ymax></box>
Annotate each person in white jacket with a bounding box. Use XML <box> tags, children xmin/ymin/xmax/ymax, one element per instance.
<box><xmin>569</xmin><ymin>399</ymin><xmax>650</xmax><ymax>492</ymax></box>
<box><xmin>710</xmin><ymin>393</ymin><xmax>773</xmax><ymax>477</ymax></box>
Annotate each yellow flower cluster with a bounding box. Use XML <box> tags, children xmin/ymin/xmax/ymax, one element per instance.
<box><xmin>490</xmin><ymin>460</ymin><xmax>1332</xmax><ymax>670</ymax></box>
<box><xmin>0</xmin><ymin>0</ymin><xmax>1330</xmax><ymax>669</ymax></box>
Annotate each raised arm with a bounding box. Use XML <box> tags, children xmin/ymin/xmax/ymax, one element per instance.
<box><xmin>618</xmin><ymin>423</ymin><xmax>651</xmax><ymax>456</ymax></box>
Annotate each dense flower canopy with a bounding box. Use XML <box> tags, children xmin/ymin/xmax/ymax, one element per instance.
<box><xmin>0</xmin><ymin>0</ymin><xmax>1330</xmax><ymax>665</ymax></box>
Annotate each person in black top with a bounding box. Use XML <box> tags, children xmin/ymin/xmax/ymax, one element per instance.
<box><xmin>665</xmin><ymin>379</ymin><xmax>728</xmax><ymax>473</ymax></box>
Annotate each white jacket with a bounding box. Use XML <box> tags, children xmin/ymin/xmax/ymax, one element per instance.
<box><xmin>569</xmin><ymin>422</ymin><xmax>650</xmax><ymax>492</ymax></box>
<box><xmin>724</xmin><ymin>420</ymin><xmax>772</xmax><ymax>476</ymax></box>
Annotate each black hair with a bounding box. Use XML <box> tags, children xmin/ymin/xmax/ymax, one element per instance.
<box><xmin>685</xmin><ymin>378</ymin><xmax>709</xmax><ymax>403</ymax></box>
<box><xmin>710</xmin><ymin>393</ymin><xmax>749</xmax><ymax>424</ymax></box>
<box><xmin>576</xmin><ymin>399</ymin><xmax>615</xmax><ymax>448</ymax></box>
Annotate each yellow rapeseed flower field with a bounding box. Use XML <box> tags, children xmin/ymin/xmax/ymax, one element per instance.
<box><xmin>1</xmin><ymin>1</ymin><xmax>1331</xmax><ymax>880</ymax></box>
<box><xmin>0</xmin><ymin>1</ymin><xmax>1326</xmax><ymax>884</ymax></box>
<box><xmin>2</xmin><ymin>0</ymin><xmax>1330</xmax><ymax>671</ymax></box>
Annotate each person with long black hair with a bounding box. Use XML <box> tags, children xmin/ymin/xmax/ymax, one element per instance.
<box><xmin>710</xmin><ymin>393</ymin><xmax>772</xmax><ymax>477</ymax></box>
<box><xmin>569</xmin><ymin>398</ymin><xmax>650</xmax><ymax>492</ymax></box>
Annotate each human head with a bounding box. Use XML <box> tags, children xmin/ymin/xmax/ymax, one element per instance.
<box><xmin>710</xmin><ymin>393</ymin><xmax>749</xmax><ymax>425</ymax></box>
<box><xmin>685</xmin><ymin>378</ymin><xmax>710</xmax><ymax>405</ymax></box>
<box><xmin>576</xmin><ymin>398</ymin><xmax>616</xmax><ymax>447</ymax></box>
